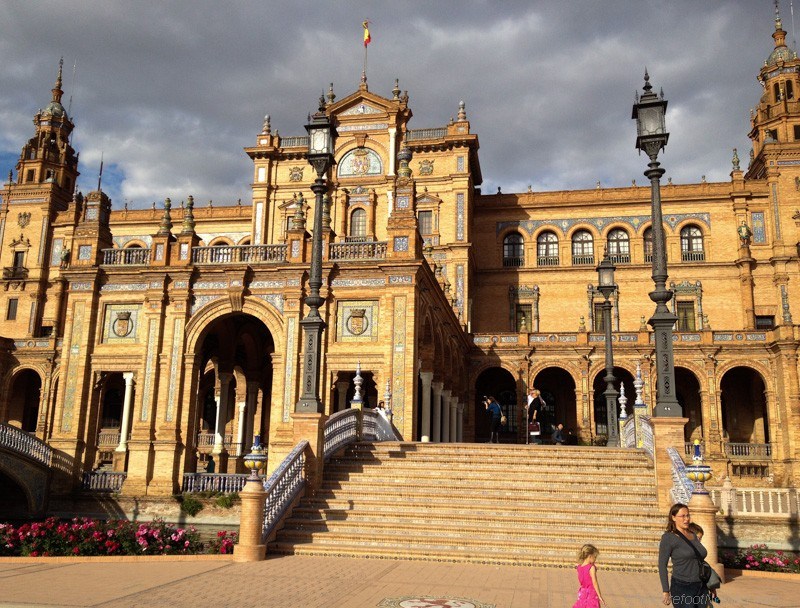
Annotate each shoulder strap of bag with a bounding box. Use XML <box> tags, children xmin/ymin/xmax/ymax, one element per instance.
<box><xmin>674</xmin><ymin>531</ymin><xmax>703</xmax><ymax>559</ymax></box>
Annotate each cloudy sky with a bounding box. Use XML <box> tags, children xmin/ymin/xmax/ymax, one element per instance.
<box><xmin>0</xmin><ymin>1</ymin><xmax>786</xmax><ymax>208</ymax></box>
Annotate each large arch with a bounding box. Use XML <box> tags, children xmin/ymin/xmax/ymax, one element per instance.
<box><xmin>532</xmin><ymin>367</ymin><xmax>578</xmax><ymax>438</ymax></box>
<box><xmin>720</xmin><ymin>366</ymin><xmax>769</xmax><ymax>445</ymax></box>
<box><xmin>675</xmin><ymin>366</ymin><xmax>703</xmax><ymax>442</ymax></box>
<box><xmin>5</xmin><ymin>369</ymin><xmax>42</xmax><ymax>431</ymax></box>
<box><xmin>474</xmin><ymin>367</ymin><xmax>517</xmax><ymax>442</ymax></box>
<box><xmin>187</xmin><ymin>308</ymin><xmax>276</xmax><ymax>474</ymax></box>
<box><xmin>592</xmin><ymin>366</ymin><xmax>635</xmax><ymax>440</ymax></box>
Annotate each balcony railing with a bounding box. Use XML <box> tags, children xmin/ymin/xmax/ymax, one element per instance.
<box><xmin>725</xmin><ymin>442</ymin><xmax>772</xmax><ymax>459</ymax></box>
<box><xmin>279</xmin><ymin>136</ymin><xmax>309</xmax><ymax>148</ymax></box>
<box><xmin>406</xmin><ymin>127</ymin><xmax>448</xmax><ymax>141</ymax></box>
<box><xmin>537</xmin><ymin>255</ymin><xmax>559</xmax><ymax>267</ymax></box>
<box><xmin>503</xmin><ymin>256</ymin><xmax>524</xmax><ymax>268</ymax></box>
<box><xmin>102</xmin><ymin>248</ymin><xmax>150</xmax><ymax>266</ymax></box>
<box><xmin>2</xmin><ymin>266</ymin><xmax>28</xmax><ymax>280</ymax></box>
<box><xmin>97</xmin><ymin>428</ymin><xmax>121</xmax><ymax>447</ymax></box>
<box><xmin>182</xmin><ymin>473</ymin><xmax>249</xmax><ymax>493</ymax></box>
<box><xmin>344</xmin><ymin>235</ymin><xmax>370</xmax><ymax>243</ymax></box>
<box><xmin>644</xmin><ymin>253</ymin><xmax>653</xmax><ymax>263</ymax></box>
<box><xmin>329</xmin><ymin>241</ymin><xmax>387</xmax><ymax>261</ymax></box>
<box><xmin>681</xmin><ymin>250</ymin><xmax>706</xmax><ymax>262</ymax></box>
<box><xmin>192</xmin><ymin>244</ymin><xmax>287</xmax><ymax>264</ymax></box>
<box><xmin>608</xmin><ymin>253</ymin><xmax>630</xmax><ymax>264</ymax></box>
<box><xmin>82</xmin><ymin>471</ymin><xmax>126</xmax><ymax>492</ymax></box>
<box><xmin>572</xmin><ymin>255</ymin><xmax>594</xmax><ymax>266</ymax></box>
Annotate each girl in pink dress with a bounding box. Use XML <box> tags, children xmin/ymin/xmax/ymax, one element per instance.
<box><xmin>573</xmin><ymin>544</ymin><xmax>607</xmax><ymax>608</ymax></box>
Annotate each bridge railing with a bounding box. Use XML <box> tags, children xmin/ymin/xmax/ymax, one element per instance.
<box><xmin>0</xmin><ymin>423</ymin><xmax>51</xmax><ymax>467</ymax></box>
<box><xmin>81</xmin><ymin>471</ymin><xmax>127</xmax><ymax>492</ymax></box>
<box><xmin>182</xmin><ymin>472</ymin><xmax>249</xmax><ymax>494</ymax></box>
<box><xmin>262</xmin><ymin>440</ymin><xmax>308</xmax><ymax>543</ymax></box>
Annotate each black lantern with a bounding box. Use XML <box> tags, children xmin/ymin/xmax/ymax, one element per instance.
<box><xmin>596</xmin><ymin>252</ymin><xmax>617</xmax><ymax>296</ymax></box>
<box><xmin>305</xmin><ymin>96</ymin><xmax>337</xmax><ymax>177</ymax></box>
<box><xmin>632</xmin><ymin>71</ymin><xmax>669</xmax><ymax>159</ymax></box>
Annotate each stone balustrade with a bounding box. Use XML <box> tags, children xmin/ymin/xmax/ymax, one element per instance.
<box><xmin>329</xmin><ymin>241</ymin><xmax>387</xmax><ymax>261</ymax></box>
<box><xmin>192</xmin><ymin>244</ymin><xmax>287</xmax><ymax>264</ymax></box>
<box><xmin>0</xmin><ymin>423</ymin><xmax>51</xmax><ymax>466</ymax></box>
<box><xmin>81</xmin><ymin>471</ymin><xmax>126</xmax><ymax>492</ymax></box>
<box><xmin>102</xmin><ymin>247</ymin><xmax>150</xmax><ymax>265</ymax></box>
<box><xmin>182</xmin><ymin>472</ymin><xmax>249</xmax><ymax>493</ymax></box>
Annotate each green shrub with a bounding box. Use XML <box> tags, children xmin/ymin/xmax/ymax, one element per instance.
<box><xmin>179</xmin><ymin>494</ymin><xmax>204</xmax><ymax>517</ymax></box>
<box><xmin>215</xmin><ymin>493</ymin><xmax>238</xmax><ymax>509</ymax></box>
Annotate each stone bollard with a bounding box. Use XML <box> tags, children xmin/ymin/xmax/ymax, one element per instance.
<box><xmin>233</xmin><ymin>435</ymin><xmax>267</xmax><ymax>562</ymax></box>
<box><xmin>233</xmin><ymin>477</ymin><xmax>266</xmax><ymax>562</ymax></box>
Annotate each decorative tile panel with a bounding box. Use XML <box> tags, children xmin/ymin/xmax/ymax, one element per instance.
<box><xmin>456</xmin><ymin>265</ymin><xmax>464</xmax><ymax>308</ymax></box>
<box><xmin>751</xmin><ymin>212</ymin><xmax>766</xmax><ymax>244</ymax></box>
<box><xmin>337</xmin><ymin>148</ymin><xmax>383</xmax><ymax>177</ymax></box>
<box><xmin>194</xmin><ymin>281</ymin><xmax>227</xmax><ymax>291</ymax></box>
<box><xmin>392</xmin><ymin>296</ymin><xmax>407</xmax><ymax>429</ymax></box>
<box><xmin>336</xmin><ymin>300</ymin><xmax>379</xmax><ymax>342</ymax></box>
<box><xmin>389</xmin><ymin>275</ymin><xmax>413</xmax><ymax>284</ymax></box>
<box><xmin>283</xmin><ymin>317</ymin><xmax>296</xmax><ymax>422</ymax></box>
<box><xmin>50</xmin><ymin>238</ymin><xmax>63</xmax><ymax>267</ymax></box>
<box><xmin>191</xmin><ymin>295</ymin><xmax>222</xmax><ymax>315</ymax></box>
<box><xmin>497</xmin><ymin>212</ymin><xmax>712</xmax><ymax>236</ymax></box>
<box><xmin>140</xmin><ymin>318</ymin><xmax>159</xmax><ymax>421</ymax></box>
<box><xmin>70</xmin><ymin>282</ymin><xmax>93</xmax><ymax>291</ymax></box>
<box><xmin>165</xmin><ymin>318</ymin><xmax>183</xmax><ymax>422</ymax></box>
<box><xmin>101</xmin><ymin>283</ymin><xmax>148</xmax><ymax>292</ymax></box>
<box><xmin>771</xmin><ymin>183</ymin><xmax>781</xmax><ymax>240</ymax></box>
<box><xmin>101</xmin><ymin>304</ymin><xmax>142</xmax><ymax>343</ymax></box>
<box><xmin>457</xmin><ymin>156</ymin><xmax>465</xmax><ymax>172</ymax></box>
<box><xmin>251</xmin><ymin>280</ymin><xmax>286</xmax><ymax>288</ymax></box>
<box><xmin>78</xmin><ymin>245</ymin><xmax>92</xmax><ymax>260</ymax></box>
<box><xmin>61</xmin><ymin>301</ymin><xmax>85</xmax><ymax>432</ymax></box>
<box><xmin>291</xmin><ymin>240</ymin><xmax>300</xmax><ymax>257</ymax></box>
<box><xmin>256</xmin><ymin>293</ymin><xmax>284</xmax><ymax>313</ymax></box>
<box><xmin>174</xmin><ymin>281</ymin><xmax>188</xmax><ymax>289</ymax></box>
<box><xmin>113</xmin><ymin>235</ymin><xmax>153</xmax><ymax>248</ymax></box>
<box><xmin>396</xmin><ymin>195</ymin><xmax>409</xmax><ymax>209</ymax></box>
<box><xmin>254</xmin><ymin>203</ymin><xmax>263</xmax><ymax>244</ymax></box>
<box><xmin>331</xmin><ymin>278</ymin><xmax>384</xmax><ymax>287</ymax></box>
<box><xmin>456</xmin><ymin>193</ymin><xmax>465</xmax><ymax>241</ymax></box>
<box><xmin>180</xmin><ymin>243</ymin><xmax>189</xmax><ymax>260</ymax></box>
<box><xmin>393</xmin><ymin>236</ymin><xmax>409</xmax><ymax>252</ymax></box>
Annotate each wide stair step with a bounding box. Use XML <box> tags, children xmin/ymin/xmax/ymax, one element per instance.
<box><xmin>268</xmin><ymin>442</ymin><xmax>663</xmax><ymax>571</ymax></box>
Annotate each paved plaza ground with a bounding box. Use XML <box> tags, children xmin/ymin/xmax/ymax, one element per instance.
<box><xmin>0</xmin><ymin>554</ymin><xmax>797</xmax><ymax>607</ymax></box>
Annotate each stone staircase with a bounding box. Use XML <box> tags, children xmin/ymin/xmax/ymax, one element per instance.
<box><xmin>269</xmin><ymin>442</ymin><xmax>664</xmax><ymax>570</ymax></box>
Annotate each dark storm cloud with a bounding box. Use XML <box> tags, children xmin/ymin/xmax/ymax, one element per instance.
<box><xmin>0</xmin><ymin>1</ymin><xmax>780</xmax><ymax>207</ymax></box>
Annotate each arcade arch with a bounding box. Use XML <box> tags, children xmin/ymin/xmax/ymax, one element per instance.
<box><xmin>592</xmin><ymin>366</ymin><xmax>634</xmax><ymax>439</ymax></box>
<box><xmin>5</xmin><ymin>369</ymin><xmax>42</xmax><ymax>432</ymax></box>
<box><xmin>475</xmin><ymin>367</ymin><xmax>517</xmax><ymax>442</ymax></box>
<box><xmin>720</xmin><ymin>366</ymin><xmax>769</xmax><ymax>446</ymax></box>
<box><xmin>532</xmin><ymin>367</ymin><xmax>578</xmax><ymax>438</ymax></box>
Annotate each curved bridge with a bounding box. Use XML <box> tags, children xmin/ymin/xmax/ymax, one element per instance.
<box><xmin>0</xmin><ymin>423</ymin><xmax>52</xmax><ymax>516</ymax></box>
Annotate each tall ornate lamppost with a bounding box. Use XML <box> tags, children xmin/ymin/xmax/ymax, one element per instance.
<box><xmin>632</xmin><ymin>72</ymin><xmax>680</xmax><ymax>417</ymax></box>
<box><xmin>296</xmin><ymin>97</ymin><xmax>337</xmax><ymax>414</ymax></box>
<box><xmin>596</xmin><ymin>251</ymin><xmax>620</xmax><ymax>447</ymax></box>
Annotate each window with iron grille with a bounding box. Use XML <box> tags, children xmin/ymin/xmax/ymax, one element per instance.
<box><xmin>571</xmin><ymin>230</ymin><xmax>594</xmax><ymax>264</ymax></box>
<box><xmin>607</xmin><ymin>228</ymin><xmax>630</xmax><ymax>262</ymax></box>
<box><xmin>680</xmin><ymin>225</ymin><xmax>704</xmax><ymax>261</ymax></box>
<box><xmin>349</xmin><ymin>208</ymin><xmax>367</xmax><ymax>237</ymax></box>
<box><xmin>503</xmin><ymin>233</ymin><xmax>524</xmax><ymax>266</ymax></box>
<box><xmin>643</xmin><ymin>227</ymin><xmax>653</xmax><ymax>261</ymax></box>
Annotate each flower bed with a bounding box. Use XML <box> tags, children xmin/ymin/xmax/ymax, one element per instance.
<box><xmin>0</xmin><ymin>518</ymin><xmax>237</xmax><ymax>557</ymax></box>
<box><xmin>721</xmin><ymin>544</ymin><xmax>800</xmax><ymax>573</ymax></box>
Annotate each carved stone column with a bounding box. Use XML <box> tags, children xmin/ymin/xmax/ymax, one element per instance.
<box><xmin>419</xmin><ymin>371</ymin><xmax>433</xmax><ymax>442</ymax></box>
<box><xmin>441</xmin><ymin>389</ymin><xmax>452</xmax><ymax>442</ymax></box>
<box><xmin>456</xmin><ymin>402</ymin><xmax>464</xmax><ymax>442</ymax></box>
<box><xmin>213</xmin><ymin>372</ymin><xmax>232</xmax><ymax>456</ymax></box>
<box><xmin>336</xmin><ymin>380</ymin><xmax>349</xmax><ymax>412</ymax></box>
<box><xmin>113</xmin><ymin>372</ymin><xmax>135</xmax><ymax>472</ymax></box>
<box><xmin>449</xmin><ymin>394</ymin><xmax>458</xmax><ymax>443</ymax></box>
<box><xmin>431</xmin><ymin>381</ymin><xmax>443</xmax><ymax>443</ymax></box>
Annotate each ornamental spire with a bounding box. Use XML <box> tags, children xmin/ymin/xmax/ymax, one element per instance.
<box><xmin>52</xmin><ymin>57</ymin><xmax>64</xmax><ymax>104</ymax></box>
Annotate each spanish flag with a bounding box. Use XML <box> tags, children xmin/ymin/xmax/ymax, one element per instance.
<box><xmin>363</xmin><ymin>20</ymin><xmax>371</xmax><ymax>47</ymax></box>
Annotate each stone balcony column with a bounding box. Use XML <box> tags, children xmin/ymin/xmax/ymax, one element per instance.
<box><xmin>419</xmin><ymin>371</ymin><xmax>433</xmax><ymax>442</ymax></box>
<box><xmin>336</xmin><ymin>380</ymin><xmax>349</xmax><ymax>412</ymax></box>
<box><xmin>214</xmin><ymin>372</ymin><xmax>232</xmax><ymax>456</ymax></box>
<box><xmin>114</xmin><ymin>372</ymin><xmax>135</xmax><ymax>466</ymax></box>
<box><xmin>235</xmin><ymin>401</ymin><xmax>247</xmax><ymax>457</ymax></box>
<box><xmin>244</xmin><ymin>381</ymin><xmax>260</xmax><ymax>453</ymax></box>
<box><xmin>431</xmin><ymin>382</ymin><xmax>443</xmax><ymax>442</ymax></box>
<box><xmin>449</xmin><ymin>395</ymin><xmax>458</xmax><ymax>442</ymax></box>
<box><xmin>456</xmin><ymin>402</ymin><xmax>464</xmax><ymax>442</ymax></box>
<box><xmin>441</xmin><ymin>389</ymin><xmax>452</xmax><ymax>443</ymax></box>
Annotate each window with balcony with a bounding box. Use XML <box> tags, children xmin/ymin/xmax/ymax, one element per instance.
<box><xmin>536</xmin><ymin>231</ymin><xmax>559</xmax><ymax>266</ymax></box>
<box><xmin>503</xmin><ymin>233</ymin><xmax>524</xmax><ymax>267</ymax></box>
<box><xmin>571</xmin><ymin>230</ymin><xmax>594</xmax><ymax>265</ymax></box>
<box><xmin>680</xmin><ymin>225</ymin><xmax>705</xmax><ymax>262</ymax></box>
<box><xmin>607</xmin><ymin>228</ymin><xmax>630</xmax><ymax>264</ymax></box>
<box><xmin>676</xmin><ymin>301</ymin><xmax>696</xmax><ymax>332</ymax></box>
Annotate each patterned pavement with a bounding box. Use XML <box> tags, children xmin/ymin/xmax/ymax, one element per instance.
<box><xmin>0</xmin><ymin>555</ymin><xmax>797</xmax><ymax>608</ymax></box>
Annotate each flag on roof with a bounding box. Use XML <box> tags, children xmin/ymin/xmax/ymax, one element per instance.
<box><xmin>363</xmin><ymin>20</ymin><xmax>371</xmax><ymax>47</ymax></box>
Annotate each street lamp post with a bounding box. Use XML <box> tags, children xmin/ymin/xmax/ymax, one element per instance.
<box><xmin>597</xmin><ymin>252</ymin><xmax>620</xmax><ymax>447</ymax></box>
<box><xmin>632</xmin><ymin>71</ymin><xmax>680</xmax><ymax>417</ymax></box>
<box><xmin>296</xmin><ymin>97</ymin><xmax>337</xmax><ymax>414</ymax></box>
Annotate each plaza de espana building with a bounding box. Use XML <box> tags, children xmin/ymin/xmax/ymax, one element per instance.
<box><xmin>2</xmin><ymin>15</ymin><xmax>800</xmax><ymax>501</ymax></box>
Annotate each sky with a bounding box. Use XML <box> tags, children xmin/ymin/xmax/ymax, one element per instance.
<box><xmin>0</xmin><ymin>1</ymin><xmax>787</xmax><ymax>209</ymax></box>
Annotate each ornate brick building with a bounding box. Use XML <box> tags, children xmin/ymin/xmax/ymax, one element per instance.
<box><xmin>1</xmin><ymin>12</ymin><xmax>799</xmax><ymax>500</ymax></box>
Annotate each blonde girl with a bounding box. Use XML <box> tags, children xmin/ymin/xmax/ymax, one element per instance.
<box><xmin>572</xmin><ymin>544</ymin><xmax>606</xmax><ymax>608</ymax></box>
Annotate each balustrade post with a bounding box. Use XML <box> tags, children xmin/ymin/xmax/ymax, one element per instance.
<box><xmin>419</xmin><ymin>371</ymin><xmax>433</xmax><ymax>442</ymax></box>
<box><xmin>113</xmin><ymin>372</ymin><xmax>135</xmax><ymax>472</ymax></box>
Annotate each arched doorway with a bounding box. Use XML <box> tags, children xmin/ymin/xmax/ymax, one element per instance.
<box><xmin>532</xmin><ymin>367</ymin><xmax>577</xmax><ymax>439</ymax></box>
<box><xmin>6</xmin><ymin>369</ymin><xmax>42</xmax><ymax>432</ymax></box>
<box><xmin>0</xmin><ymin>470</ymin><xmax>30</xmax><ymax>518</ymax></box>
<box><xmin>676</xmin><ymin>367</ymin><xmax>702</xmax><ymax>442</ymax></box>
<box><xmin>474</xmin><ymin>367</ymin><xmax>517</xmax><ymax>442</ymax></box>
<box><xmin>192</xmin><ymin>313</ymin><xmax>275</xmax><ymax>474</ymax></box>
<box><xmin>592</xmin><ymin>366</ymin><xmax>634</xmax><ymax>439</ymax></box>
<box><xmin>720</xmin><ymin>367</ymin><xmax>769</xmax><ymax>447</ymax></box>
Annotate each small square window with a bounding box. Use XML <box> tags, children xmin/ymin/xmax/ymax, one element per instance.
<box><xmin>26</xmin><ymin>169</ymin><xmax>35</xmax><ymax>182</ymax></box>
<box><xmin>676</xmin><ymin>302</ymin><xmax>696</xmax><ymax>332</ymax></box>
<box><xmin>794</xmin><ymin>125</ymin><xmax>800</xmax><ymax>141</ymax></box>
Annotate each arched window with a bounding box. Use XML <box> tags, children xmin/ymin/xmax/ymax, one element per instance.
<box><xmin>503</xmin><ymin>233</ymin><xmax>524</xmax><ymax>267</ymax></box>
<box><xmin>536</xmin><ymin>231</ymin><xmax>559</xmax><ymax>266</ymax></box>
<box><xmin>607</xmin><ymin>228</ymin><xmax>630</xmax><ymax>263</ymax></box>
<box><xmin>349</xmin><ymin>208</ymin><xmax>367</xmax><ymax>240</ymax></box>
<box><xmin>571</xmin><ymin>230</ymin><xmax>594</xmax><ymax>265</ymax></box>
<box><xmin>787</xmin><ymin>80</ymin><xmax>795</xmax><ymax>100</ymax></box>
<box><xmin>775</xmin><ymin>82</ymin><xmax>782</xmax><ymax>102</ymax></box>
<box><xmin>680</xmin><ymin>225</ymin><xmax>705</xmax><ymax>261</ymax></box>
<box><xmin>643</xmin><ymin>227</ymin><xmax>654</xmax><ymax>262</ymax></box>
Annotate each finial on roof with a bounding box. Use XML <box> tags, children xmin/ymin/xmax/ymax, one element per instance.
<box><xmin>158</xmin><ymin>198</ymin><xmax>173</xmax><ymax>235</ymax></box>
<box><xmin>392</xmin><ymin>79</ymin><xmax>400</xmax><ymax>100</ymax></box>
<box><xmin>319</xmin><ymin>92</ymin><xmax>326</xmax><ymax>112</ymax></box>
<box><xmin>642</xmin><ymin>69</ymin><xmax>652</xmax><ymax>93</ymax></box>
<box><xmin>732</xmin><ymin>148</ymin><xmax>741</xmax><ymax>171</ymax></box>
<box><xmin>97</xmin><ymin>152</ymin><xmax>104</xmax><ymax>192</ymax></box>
<box><xmin>360</xmin><ymin>70</ymin><xmax>367</xmax><ymax>89</ymax></box>
<box><xmin>457</xmin><ymin>100</ymin><xmax>466</xmax><ymax>121</ymax></box>
<box><xmin>181</xmin><ymin>195</ymin><xmax>195</xmax><ymax>234</ymax></box>
<box><xmin>7</xmin><ymin>170</ymin><xmax>12</xmax><ymax>183</ymax></box>
<box><xmin>51</xmin><ymin>57</ymin><xmax>64</xmax><ymax>104</ymax></box>
<box><xmin>262</xmin><ymin>114</ymin><xmax>271</xmax><ymax>135</ymax></box>
<box><xmin>776</xmin><ymin>0</ymin><xmax>782</xmax><ymax>30</ymax></box>
<box><xmin>327</xmin><ymin>83</ymin><xmax>336</xmax><ymax>105</ymax></box>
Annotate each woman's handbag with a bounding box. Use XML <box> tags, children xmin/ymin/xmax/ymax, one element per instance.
<box><xmin>500</xmin><ymin>415</ymin><xmax>507</xmax><ymax>425</ymax></box>
<box><xmin>528</xmin><ymin>421</ymin><xmax>541</xmax><ymax>435</ymax></box>
<box><xmin>676</xmin><ymin>532</ymin><xmax>722</xmax><ymax>590</ymax></box>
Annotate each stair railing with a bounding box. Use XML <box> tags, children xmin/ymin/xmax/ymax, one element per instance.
<box><xmin>667</xmin><ymin>446</ymin><xmax>694</xmax><ymax>504</ymax></box>
<box><xmin>640</xmin><ymin>416</ymin><xmax>654</xmax><ymax>460</ymax></box>
<box><xmin>622</xmin><ymin>415</ymin><xmax>637</xmax><ymax>448</ymax></box>
<box><xmin>324</xmin><ymin>409</ymin><xmax>359</xmax><ymax>460</ymax></box>
<box><xmin>0</xmin><ymin>423</ymin><xmax>52</xmax><ymax>466</ymax></box>
<box><xmin>262</xmin><ymin>440</ymin><xmax>308</xmax><ymax>543</ymax></box>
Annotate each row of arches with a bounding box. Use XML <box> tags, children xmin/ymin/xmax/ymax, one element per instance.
<box><xmin>502</xmin><ymin>224</ymin><xmax>705</xmax><ymax>267</ymax></box>
<box><xmin>473</xmin><ymin>365</ymin><xmax>768</xmax><ymax>446</ymax></box>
